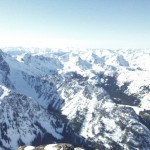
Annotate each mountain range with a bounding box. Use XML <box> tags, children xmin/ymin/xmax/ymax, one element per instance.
<box><xmin>0</xmin><ymin>47</ymin><xmax>150</xmax><ymax>150</ymax></box>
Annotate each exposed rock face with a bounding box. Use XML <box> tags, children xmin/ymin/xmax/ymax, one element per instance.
<box><xmin>0</xmin><ymin>51</ymin><xmax>13</xmax><ymax>88</ymax></box>
<box><xmin>18</xmin><ymin>143</ymin><xmax>85</xmax><ymax>150</ymax></box>
<box><xmin>139</xmin><ymin>110</ymin><xmax>150</xmax><ymax>130</ymax></box>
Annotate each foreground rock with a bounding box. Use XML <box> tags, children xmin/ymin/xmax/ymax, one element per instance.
<box><xmin>18</xmin><ymin>143</ymin><xmax>85</xmax><ymax>150</ymax></box>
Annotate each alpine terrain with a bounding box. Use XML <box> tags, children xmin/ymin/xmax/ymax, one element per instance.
<box><xmin>0</xmin><ymin>47</ymin><xmax>150</xmax><ymax>150</ymax></box>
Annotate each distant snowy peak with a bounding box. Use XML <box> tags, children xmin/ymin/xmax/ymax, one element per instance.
<box><xmin>2</xmin><ymin>47</ymin><xmax>150</xmax><ymax>71</ymax></box>
<box><xmin>23</xmin><ymin>53</ymin><xmax>63</xmax><ymax>71</ymax></box>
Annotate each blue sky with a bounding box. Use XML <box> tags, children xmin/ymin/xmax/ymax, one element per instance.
<box><xmin>0</xmin><ymin>0</ymin><xmax>150</xmax><ymax>48</ymax></box>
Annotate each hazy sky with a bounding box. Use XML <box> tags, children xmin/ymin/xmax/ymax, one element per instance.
<box><xmin>0</xmin><ymin>0</ymin><xmax>150</xmax><ymax>48</ymax></box>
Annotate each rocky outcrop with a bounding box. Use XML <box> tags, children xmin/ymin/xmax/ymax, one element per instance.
<box><xmin>18</xmin><ymin>143</ymin><xmax>85</xmax><ymax>150</ymax></box>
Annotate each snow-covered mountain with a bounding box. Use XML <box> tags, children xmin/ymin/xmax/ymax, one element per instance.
<box><xmin>0</xmin><ymin>47</ymin><xmax>150</xmax><ymax>150</ymax></box>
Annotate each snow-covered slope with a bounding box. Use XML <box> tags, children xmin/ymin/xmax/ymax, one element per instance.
<box><xmin>0</xmin><ymin>47</ymin><xmax>150</xmax><ymax>150</ymax></box>
<box><xmin>0</xmin><ymin>85</ymin><xmax>64</xmax><ymax>150</ymax></box>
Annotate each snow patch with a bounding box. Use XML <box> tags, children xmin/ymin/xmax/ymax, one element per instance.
<box><xmin>44</xmin><ymin>144</ymin><xmax>57</xmax><ymax>150</ymax></box>
<box><xmin>24</xmin><ymin>146</ymin><xmax>35</xmax><ymax>150</ymax></box>
<box><xmin>0</xmin><ymin>85</ymin><xmax>10</xmax><ymax>100</ymax></box>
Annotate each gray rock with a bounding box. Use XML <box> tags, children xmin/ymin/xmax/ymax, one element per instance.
<box><xmin>18</xmin><ymin>143</ymin><xmax>85</xmax><ymax>150</ymax></box>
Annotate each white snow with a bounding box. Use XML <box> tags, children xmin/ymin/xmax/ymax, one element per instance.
<box><xmin>0</xmin><ymin>85</ymin><xmax>10</xmax><ymax>100</ymax></box>
<box><xmin>44</xmin><ymin>144</ymin><xmax>57</xmax><ymax>150</ymax></box>
<box><xmin>24</xmin><ymin>146</ymin><xmax>35</xmax><ymax>150</ymax></box>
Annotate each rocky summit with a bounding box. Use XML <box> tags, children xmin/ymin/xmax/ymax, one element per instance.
<box><xmin>0</xmin><ymin>48</ymin><xmax>150</xmax><ymax>150</ymax></box>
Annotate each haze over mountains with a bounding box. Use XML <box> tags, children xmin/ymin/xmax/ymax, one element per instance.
<box><xmin>0</xmin><ymin>47</ymin><xmax>150</xmax><ymax>150</ymax></box>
